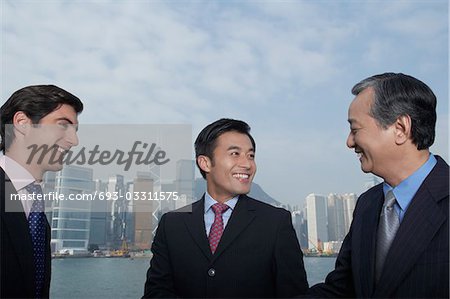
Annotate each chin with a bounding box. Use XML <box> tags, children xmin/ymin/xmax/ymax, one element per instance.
<box><xmin>361</xmin><ymin>167</ymin><xmax>371</xmax><ymax>174</ymax></box>
<box><xmin>47</xmin><ymin>163</ymin><xmax>64</xmax><ymax>172</ymax></box>
<box><xmin>237</xmin><ymin>188</ymin><xmax>251</xmax><ymax>195</ymax></box>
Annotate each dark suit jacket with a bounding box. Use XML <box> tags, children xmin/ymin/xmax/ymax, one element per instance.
<box><xmin>143</xmin><ymin>194</ymin><xmax>308</xmax><ymax>298</ymax></box>
<box><xmin>0</xmin><ymin>169</ymin><xmax>52</xmax><ymax>298</ymax></box>
<box><xmin>308</xmin><ymin>156</ymin><xmax>449</xmax><ymax>298</ymax></box>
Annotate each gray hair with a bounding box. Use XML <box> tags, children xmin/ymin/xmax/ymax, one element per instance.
<box><xmin>352</xmin><ymin>73</ymin><xmax>436</xmax><ymax>150</ymax></box>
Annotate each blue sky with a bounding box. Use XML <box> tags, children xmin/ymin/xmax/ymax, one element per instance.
<box><xmin>1</xmin><ymin>0</ymin><xmax>448</xmax><ymax>206</ymax></box>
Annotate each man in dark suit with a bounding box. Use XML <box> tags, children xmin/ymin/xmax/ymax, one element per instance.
<box><xmin>0</xmin><ymin>85</ymin><xmax>83</xmax><ymax>298</ymax></box>
<box><xmin>143</xmin><ymin>118</ymin><xmax>308</xmax><ymax>298</ymax></box>
<box><xmin>307</xmin><ymin>73</ymin><xmax>449</xmax><ymax>298</ymax></box>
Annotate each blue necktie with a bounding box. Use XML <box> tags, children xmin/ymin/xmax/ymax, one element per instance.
<box><xmin>25</xmin><ymin>183</ymin><xmax>46</xmax><ymax>298</ymax></box>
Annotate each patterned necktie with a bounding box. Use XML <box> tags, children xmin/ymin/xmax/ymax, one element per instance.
<box><xmin>25</xmin><ymin>183</ymin><xmax>46</xmax><ymax>298</ymax></box>
<box><xmin>208</xmin><ymin>203</ymin><xmax>229</xmax><ymax>254</ymax></box>
<box><xmin>375</xmin><ymin>190</ymin><xmax>400</xmax><ymax>282</ymax></box>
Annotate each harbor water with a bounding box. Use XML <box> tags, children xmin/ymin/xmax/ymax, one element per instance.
<box><xmin>50</xmin><ymin>257</ymin><xmax>336</xmax><ymax>298</ymax></box>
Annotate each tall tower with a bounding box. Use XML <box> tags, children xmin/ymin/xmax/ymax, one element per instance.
<box><xmin>327</xmin><ymin>193</ymin><xmax>346</xmax><ymax>242</ymax></box>
<box><xmin>133</xmin><ymin>172</ymin><xmax>154</xmax><ymax>250</ymax></box>
<box><xmin>49</xmin><ymin>165</ymin><xmax>94</xmax><ymax>254</ymax></box>
<box><xmin>174</xmin><ymin>159</ymin><xmax>195</xmax><ymax>209</ymax></box>
<box><xmin>306</xmin><ymin>193</ymin><xmax>328</xmax><ymax>251</ymax></box>
<box><xmin>107</xmin><ymin>174</ymin><xmax>126</xmax><ymax>248</ymax></box>
<box><xmin>89</xmin><ymin>179</ymin><xmax>108</xmax><ymax>248</ymax></box>
<box><xmin>342</xmin><ymin>193</ymin><xmax>358</xmax><ymax>235</ymax></box>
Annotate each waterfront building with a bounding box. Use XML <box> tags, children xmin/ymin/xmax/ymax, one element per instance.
<box><xmin>342</xmin><ymin>193</ymin><xmax>358</xmax><ymax>235</ymax></box>
<box><xmin>107</xmin><ymin>174</ymin><xmax>127</xmax><ymax>248</ymax></box>
<box><xmin>327</xmin><ymin>193</ymin><xmax>346</xmax><ymax>241</ymax></box>
<box><xmin>133</xmin><ymin>172</ymin><xmax>154</xmax><ymax>250</ymax></box>
<box><xmin>88</xmin><ymin>179</ymin><xmax>108</xmax><ymax>248</ymax></box>
<box><xmin>292</xmin><ymin>209</ymin><xmax>308</xmax><ymax>250</ymax></box>
<box><xmin>174</xmin><ymin>159</ymin><xmax>195</xmax><ymax>209</ymax></box>
<box><xmin>49</xmin><ymin>165</ymin><xmax>94</xmax><ymax>254</ymax></box>
<box><xmin>306</xmin><ymin>193</ymin><xmax>328</xmax><ymax>251</ymax></box>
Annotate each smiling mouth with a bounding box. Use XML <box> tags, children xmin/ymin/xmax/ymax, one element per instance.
<box><xmin>57</xmin><ymin>146</ymin><xmax>69</xmax><ymax>154</ymax></box>
<box><xmin>233</xmin><ymin>173</ymin><xmax>250</xmax><ymax>179</ymax></box>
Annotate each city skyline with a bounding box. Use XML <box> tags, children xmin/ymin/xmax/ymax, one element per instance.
<box><xmin>46</xmin><ymin>163</ymin><xmax>362</xmax><ymax>254</ymax></box>
<box><xmin>2</xmin><ymin>1</ymin><xmax>448</xmax><ymax>206</ymax></box>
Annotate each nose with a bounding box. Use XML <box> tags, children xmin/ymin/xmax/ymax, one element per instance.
<box><xmin>66</xmin><ymin>126</ymin><xmax>79</xmax><ymax>147</ymax></box>
<box><xmin>346</xmin><ymin>132</ymin><xmax>355</xmax><ymax>149</ymax></box>
<box><xmin>238</xmin><ymin>155</ymin><xmax>254</xmax><ymax>169</ymax></box>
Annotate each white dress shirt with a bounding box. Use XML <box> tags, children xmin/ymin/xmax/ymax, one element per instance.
<box><xmin>0</xmin><ymin>155</ymin><xmax>38</xmax><ymax>218</ymax></box>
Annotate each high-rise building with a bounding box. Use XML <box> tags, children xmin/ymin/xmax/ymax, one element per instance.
<box><xmin>89</xmin><ymin>179</ymin><xmax>108</xmax><ymax>248</ymax></box>
<box><xmin>107</xmin><ymin>174</ymin><xmax>127</xmax><ymax>248</ymax></box>
<box><xmin>342</xmin><ymin>193</ymin><xmax>358</xmax><ymax>235</ymax></box>
<box><xmin>306</xmin><ymin>193</ymin><xmax>328</xmax><ymax>251</ymax></box>
<box><xmin>292</xmin><ymin>209</ymin><xmax>308</xmax><ymax>250</ymax></box>
<box><xmin>327</xmin><ymin>193</ymin><xmax>346</xmax><ymax>242</ymax></box>
<box><xmin>49</xmin><ymin>165</ymin><xmax>94</xmax><ymax>254</ymax></box>
<box><xmin>147</xmin><ymin>157</ymin><xmax>161</xmax><ymax>238</ymax></box>
<box><xmin>133</xmin><ymin>172</ymin><xmax>154</xmax><ymax>250</ymax></box>
<box><xmin>125</xmin><ymin>181</ymin><xmax>135</xmax><ymax>246</ymax></box>
<box><xmin>174</xmin><ymin>159</ymin><xmax>195</xmax><ymax>209</ymax></box>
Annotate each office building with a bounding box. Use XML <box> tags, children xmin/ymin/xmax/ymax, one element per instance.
<box><xmin>133</xmin><ymin>172</ymin><xmax>154</xmax><ymax>250</ymax></box>
<box><xmin>306</xmin><ymin>193</ymin><xmax>328</xmax><ymax>251</ymax></box>
<box><xmin>49</xmin><ymin>165</ymin><xmax>94</xmax><ymax>254</ymax></box>
<box><xmin>327</xmin><ymin>193</ymin><xmax>346</xmax><ymax>241</ymax></box>
<box><xmin>342</xmin><ymin>193</ymin><xmax>358</xmax><ymax>235</ymax></box>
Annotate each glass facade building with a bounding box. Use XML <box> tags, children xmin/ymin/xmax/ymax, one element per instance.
<box><xmin>48</xmin><ymin>166</ymin><xmax>94</xmax><ymax>254</ymax></box>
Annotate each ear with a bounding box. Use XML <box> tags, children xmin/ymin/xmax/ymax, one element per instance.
<box><xmin>393</xmin><ymin>115</ymin><xmax>411</xmax><ymax>145</ymax></box>
<box><xmin>197</xmin><ymin>155</ymin><xmax>212</xmax><ymax>175</ymax></box>
<box><xmin>12</xmin><ymin>111</ymin><xmax>31</xmax><ymax>135</ymax></box>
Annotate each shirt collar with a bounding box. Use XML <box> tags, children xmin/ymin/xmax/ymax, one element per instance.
<box><xmin>0</xmin><ymin>155</ymin><xmax>36</xmax><ymax>191</ymax></box>
<box><xmin>204</xmin><ymin>191</ymin><xmax>239</xmax><ymax>214</ymax></box>
<box><xmin>383</xmin><ymin>153</ymin><xmax>437</xmax><ymax>212</ymax></box>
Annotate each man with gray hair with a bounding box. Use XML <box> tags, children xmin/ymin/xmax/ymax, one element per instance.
<box><xmin>307</xmin><ymin>73</ymin><xmax>448</xmax><ymax>298</ymax></box>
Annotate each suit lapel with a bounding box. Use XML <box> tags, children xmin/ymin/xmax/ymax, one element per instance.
<box><xmin>374</xmin><ymin>158</ymin><xmax>448</xmax><ymax>297</ymax></box>
<box><xmin>211</xmin><ymin>195</ymin><xmax>256</xmax><ymax>263</ymax></box>
<box><xmin>2</xmin><ymin>175</ymin><xmax>36</xmax><ymax>288</ymax></box>
<box><xmin>183</xmin><ymin>197</ymin><xmax>213</xmax><ymax>261</ymax></box>
<box><xmin>358</xmin><ymin>186</ymin><xmax>383</xmax><ymax>297</ymax></box>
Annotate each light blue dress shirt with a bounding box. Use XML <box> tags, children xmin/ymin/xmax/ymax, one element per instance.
<box><xmin>204</xmin><ymin>192</ymin><xmax>238</xmax><ymax>237</ymax></box>
<box><xmin>383</xmin><ymin>154</ymin><xmax>437</xmax><ymax>222</ymax></box>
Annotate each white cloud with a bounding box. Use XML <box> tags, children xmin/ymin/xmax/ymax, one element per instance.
<box><xmin>2</xmin><ymin>0</ymin><xmax>448</xmax><ymax>205</ymax></box>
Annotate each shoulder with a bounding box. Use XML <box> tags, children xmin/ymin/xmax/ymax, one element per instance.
<box><xmin>426</xmin><ymin>155</ymin><xmax>449</xmax><ymax>190</ymax></box>
<box><xmin>353</xmin><ymin>183</ymin><xmax>383</xmax><ymax>212</ymax></box>
<box><xmin>242</xmin><ymin>195</ymin><xmax>291</xmax><ymax>218</ymax></box>
<box><xmin>161</xmin><ymin>199</ymin><xmax>202</xmax><ymax>220</ymax></box>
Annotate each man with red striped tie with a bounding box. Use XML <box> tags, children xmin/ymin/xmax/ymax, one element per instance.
<box><xmin>144</xmin><ymin>118</ymin><xmax>308</xmax><ymax>298</ymax></box>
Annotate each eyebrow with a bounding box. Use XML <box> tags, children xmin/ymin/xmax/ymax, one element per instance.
<box><xmin>57</xmin><ymin>117</ymin><xmax>75</xmax><ymax>124</ymax></box>
<box><xmin>227</xmin><ymin>145</ymin><xmax>255</xmax><ymax>152</ymax></box>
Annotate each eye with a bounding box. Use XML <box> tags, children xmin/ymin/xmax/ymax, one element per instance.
<box><xmin>230</xmin><ymin>151</ymin><xmax>239</xmax><ymax>156</ymax></box>
<box><xmin>58</xmin><ymin>121</ymin><xmax>71</xmax><ymax>130</ymax></box>
<box><xmin>248</xmin><ymin>153</ymin><xmax>255</xmax><ymax>160</ymax></box>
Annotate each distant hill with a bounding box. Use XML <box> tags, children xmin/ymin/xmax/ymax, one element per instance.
<box><xmin>194</xmin><ymin>178</ymin><xmax>281</xmax><ymax>206</ymax></box>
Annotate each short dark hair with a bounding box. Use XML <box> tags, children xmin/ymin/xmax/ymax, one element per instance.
<box><xmin>0</xmin><ymin>85</ymin><xmax>84</xmax><ymax>153</ymax></box>
<box><xmin>194</xmin><ymin>118</ymin><xmax>256</xmax><ymax>179</ymax></box>
<box><xmin>352</xmin><ymin>73</ymin><xmax>436</xmax><ymax>150</ymax></box>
